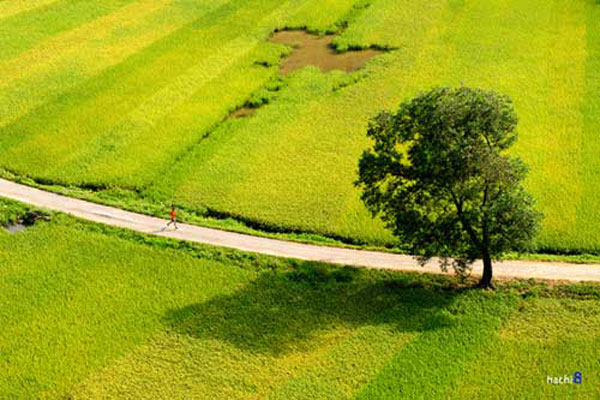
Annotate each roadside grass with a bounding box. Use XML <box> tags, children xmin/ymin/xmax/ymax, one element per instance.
<box><xmin>1</xmin><ymin>198</ymin><xmax>600</xmax><ymax>398</ymax></box>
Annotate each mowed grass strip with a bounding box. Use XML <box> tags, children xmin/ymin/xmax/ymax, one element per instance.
<box><xmin>51</xmin><ymin>40</ymin><xmax>279</xmax><ymax>186</ymax></box>
<box><xmin>0</xmin><ymin>0</ymin><xmax>245</xmax><ymax>178</ymax></box>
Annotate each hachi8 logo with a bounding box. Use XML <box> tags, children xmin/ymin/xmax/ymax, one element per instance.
<box><xmin>547</xmin><ymin>372</ymin><xmax>582</xmax><ymax>385</ymax></box>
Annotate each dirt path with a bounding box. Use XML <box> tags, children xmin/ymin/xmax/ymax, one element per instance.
<box><xmin>2</xmin><ymin>178</ymin><xmax>599</xmax><ymax>283</ymax></box>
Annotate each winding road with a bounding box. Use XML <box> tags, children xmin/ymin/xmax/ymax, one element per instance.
<box><xmin>2</xmin><ymin>178</ymin><xmax>599</xmax><ymax>283</ymax></box>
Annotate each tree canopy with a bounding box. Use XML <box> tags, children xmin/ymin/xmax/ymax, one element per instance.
<box><xmin>356</xmin><ymin>86</ymin><xmax>542</xmax><ymax>288</ymax></box>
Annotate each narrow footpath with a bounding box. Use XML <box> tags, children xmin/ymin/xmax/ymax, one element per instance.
<box><xmin>2</xmin><ymin>178</ymin><xmax>599</xmax><ymax>283</ymax></box>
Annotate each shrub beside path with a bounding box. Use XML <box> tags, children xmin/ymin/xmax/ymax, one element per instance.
<box><xmin>1</xmin><ymin>178</ymin><xmax>599</xmax><ymax>283</ymax></box>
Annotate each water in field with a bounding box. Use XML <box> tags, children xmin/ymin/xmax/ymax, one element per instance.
<box><xmin>229</xmin><ymin>30</ymin><xmax>381</xmax><ymax>120</ymax></box>
<box><xmin>269</xmin><ymin>30</ymin><xmax>382</xmax><ymax>74</ymax></box>
<box><xmin>5</xmin><ymin>223</ymin><xmax>26</xmax><ymax>234</ymax></box>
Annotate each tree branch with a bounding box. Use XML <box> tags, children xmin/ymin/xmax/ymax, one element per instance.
<box><xmin>447</xmin><ymin>187</ymin><xmax>483</xmax><ymax>250</ymax></box>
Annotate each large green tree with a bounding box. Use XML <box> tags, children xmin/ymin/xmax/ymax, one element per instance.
<box><xmin>356</xmin><ymin>86</ymin><xmax>541</xmax><ymax>288</ymax></box>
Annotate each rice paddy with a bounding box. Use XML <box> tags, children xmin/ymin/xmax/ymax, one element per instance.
<box><xmin>0</xmin><ymin>0</ymin><xmax>598</xmax><ymax>253</ymax></box>
<box><xmin>2</xmin><ymin>3</ymin><xmax>598</xmax><ymax>397</ymax></box>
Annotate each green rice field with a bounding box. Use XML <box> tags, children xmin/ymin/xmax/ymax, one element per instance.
<box><xmin>1</xmin><ymin>0</ymin><xmax>599</xmax><ymax>253</ymax></box>
<box><xmin>1</xmin><ymin>199</ymin><xmax>599</xmax><ymax>399</ymax></box>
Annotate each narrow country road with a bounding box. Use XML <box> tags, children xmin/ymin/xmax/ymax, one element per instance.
<box><xmin>2</xmin><ymin>178</ymin><xmax>599</xmax><ymax>283</ymax></box>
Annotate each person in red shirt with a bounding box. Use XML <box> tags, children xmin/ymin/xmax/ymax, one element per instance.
<box><xmin>164</xmin><ymin>205</ymin><xmax>178</xmax><ymax>231</ymax></box>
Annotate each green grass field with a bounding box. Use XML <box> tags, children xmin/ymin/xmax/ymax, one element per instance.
<box><xmin>0</xmin><ymin>0</ymin><xmax>598</xmax><ymax>253</ymax></box>
<box><xmin>1</xmin><ymin>199</ymin><xmax>599</xmax><ymax>399</ymax></box>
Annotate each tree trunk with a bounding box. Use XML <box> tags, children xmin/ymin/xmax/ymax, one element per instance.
<box><xmin>478</xmin><ymin>251</ymin><xmax>494</xmax><ymax>289</ymax></box>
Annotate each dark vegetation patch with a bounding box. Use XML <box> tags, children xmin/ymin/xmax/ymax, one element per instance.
<box><xmin>533</xmin><ymin>245</ymin><xmax>600</xmax><ymax>257</ymax></box>
<box><xmin>269</xmin><ymin>29</ymin><xmax>383</xmax><ymax>74</ymax></box>
<box><xmin>0</xmin><ymin>199</ymin><xmax>50</xmax><ymax>233</ymax></box>
<box><xmin>227</xmin><ymin>78</ymin><xmax>285</xmax><ymax>119</ymax></box>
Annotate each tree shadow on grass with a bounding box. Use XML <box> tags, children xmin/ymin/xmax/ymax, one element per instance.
<box><xmin>164</xmin><ymin>262</ymin><xmax>471</xmax><ymax>356</ymax></box>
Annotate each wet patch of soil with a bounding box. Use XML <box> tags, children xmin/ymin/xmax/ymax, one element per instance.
<box><xmin>269</xmin><ymin>30</ymin><xmax>383</xmax><ymax>74</ymax></box>
<box><xmin>5</xmin><ymin>223</ymin><xmax>26</xmax><ymax>234</ymax></box>
<box><xmin>3</xmin><ymin>210</ymin><xmax>50</xmax><ymax>234</ymax></box>
<box><xmin>230</xmin><ymin>107</ymin><xmax>257</xmax><ymax>119</ymax></box>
